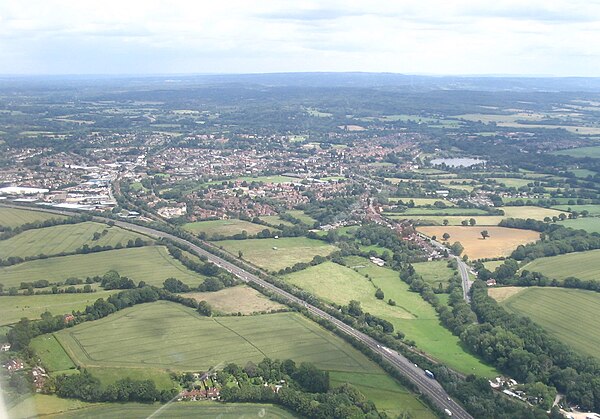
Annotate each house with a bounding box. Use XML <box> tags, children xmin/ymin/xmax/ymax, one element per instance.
<box><xmin>4</xmin><ymin>359</ymin><xmax>24</xmax><ymax>372</ymax></box>
<box><xmin>486</xmin><ymin>279</ymin><xmax>497</xmax><ymax>287</ymax></box>
<box><xmin>64</xmin><ymin>314</ymin><xmax>75</xmax><ymax>323</ymax></box>
<box><xmin>0</xmin><ymin>343</ymin><xmax>10</xmax><ymax>352</ymax></box>
<box><xmin>32</xmin><ymin>366</ymin><xmax>48</xmax><ymax>391</ymax></box>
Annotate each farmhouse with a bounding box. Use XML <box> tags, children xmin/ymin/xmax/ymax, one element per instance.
<box><xmin>486</xmin><ymin>279</ymin><xmax>497</xmax><ymax>287</ymax></box>
<box><xmin>4</xmin><ymin>358</ymin><xmax>24</xmax><ymax>372</ymax></box>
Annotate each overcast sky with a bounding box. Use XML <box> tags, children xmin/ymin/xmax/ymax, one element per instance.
<box><xmin>1</xmin><ymin>0</ymin><xmax>600</xmax><ymax>76</ymax></box>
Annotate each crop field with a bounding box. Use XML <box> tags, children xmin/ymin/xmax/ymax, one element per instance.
<box><xmin>552</xmin><ymin>204</ymin><xmax>600</xmax><ymax>215</ymax></box>
<box><xmin>521</xmin><ymin>249</ymin><xmax>600</xmax><ymax>281</ymax></box>
<box><xmin>0</xmin><ymin>291</ymin><xmax>118</xmax><ymax>326</ymax></box>
<box><xmin>183</xmin><ymin>285</ymin><xmax>286</xmax><ymax>314</ymax></box>
<box><xmin>0</xmin><ymin>222</ymin><xmax>146</xmax><ymax>259</ymax></box>
<box><xmin>182</xmin><ymin>219</ymin><xmax>269</xmax><ymax>238</ymax></box>
<box><xmin>53</xmin><ymin>302</ymin><xmax>378</xmax><ymax>373</ymax></box>
<box><xmin>9</xmin><ymin>398</ymin><xmax>295</xmax><ymax>419</ymax></box>
<box><xmin>284</xmin><ymin>259</ymin><xmax>497</xmax><ymax>376</ymax></box>
<box><xmin>494</xmin><ymin>287</ymin><xmax>600</xmax><ymax>359</ymax></box>
<box><xmin>557</xmin><ymin>217</ymin><xmax>600</xmax><ymax>233</ymax></box>
<box><xmin>0</xmin><ymin>206</ymin><xmax>66</xmax><ymax>227</ymax></box>
<box><xmin>417</xmin><ymin>226</ymin><xmax>540</xmax><ymax>259</ymax></box>
<box><xmin>48</xmin><ymin>301</ymin><xmax>432</xmax><ymax>417</ymax></box>
<box><xmin>219</xmin><ymin>237</ymin><xmax>337</xmax><ymax>272</ymax></box>
<box><xmin>553</xmin><ymin>145</ymin><xmax>600</xmax><ymax>158</ymax></box>
<box><xmin>412</xmin><ymin>260</ymin><xmax>456</xmax><ymax>289</ymax></box>
<box><xmin>0</xmin><ymin>246</ymin><xmax>207</xmax><ymax>288</ymax></box>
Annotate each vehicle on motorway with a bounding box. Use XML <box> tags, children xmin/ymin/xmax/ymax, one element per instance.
<box><xmin>444</xmin><ymin>408</ymin><xmax>453</xmax><ymax>416</ymax></box>
<box><xmin>425</xmin><ymin>369</ymin><xmax>435</xmax><ymax>379</ymax></box>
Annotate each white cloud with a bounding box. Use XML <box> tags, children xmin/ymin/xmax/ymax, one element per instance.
<box><xmin>0</xmin><ymin>0</ymin><xmax>599</xmax><ymax>75</ymax></box>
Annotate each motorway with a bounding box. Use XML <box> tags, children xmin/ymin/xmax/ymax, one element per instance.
<box><xmin>1</xmin><ymin>204</ymin><xmax>473</xmax><ymax>418</ymax></box>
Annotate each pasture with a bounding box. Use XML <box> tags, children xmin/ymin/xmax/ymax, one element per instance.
<box><xmin>0</xmin><ymin>246</ymin><xmax>207</xmax><ymax>288</ymax></box>
<box><xmin>556</xmin><ymin>217</ymin><xmax>600</xmax><ymax>233</ymax></box>
<box><xmin>286</xmin><ymin>210</ymin><xmax>318</xmax><ymax>225</ymax></box>
<box><xmin>0</xmin><ymin>207</ymin><xmax>66</xmax><ymax>228</ymax></box>
<box><xmin>49</xmin><ymin>301</ymin><xmax>432</xmax><ymax>417</ymax></box>
<box><xmin>489</xmin><ymin>178</ymin><xmax>533</xmax><ymax>188</ymax></box>
<box><xmin>501</xmin><ymin>206</ymin><xmax>567</xmax><ymax>220</ymax></box>
<box><xmin>417</xmin><ymin>226</ymin><xmax>540</xmax><ymax>259</ymax></box>
<box><xmin>219</xmin><ymin>237</ymin><xmax>337</xmax><ymax>272</ymax></box>
<box><xmin>552</xmin><ymin>204</ymin><xmax>600</xmax><ymax>215</ymax></box>
<box><xmin>398</xmin><ymin>214</ymin><xmax>505</xmax><ymax>226</ymax></box>
<box><xmin>259</xmin><ymin>215</ymin><xmax>294</xmax><ymax>226</ymax></box>
<box><xmin>183</xmin><ymin>285</ymin><xmax>285</xmax><ymax>314</ymax></box>
<box><xmin>0</xmin><ymin>221</ymin><xmax>146</xmax><ymax>259</ymax></box>
<box><xmin>236</xmin><ymin>175</ymin><xmax>297</xmax><ymax>184</ymax></box>
<box><xmin>8</xmin><ymin>395</ymin><xmax>96</xmax><ymax>419</ymax></box>
<box><xmin>30</xmin><ymin>335</ymin><xmax>77</xmax><ymax>372</ymax></box>
<box><xmin>0</xmin><ymin>291</ymin><xmax>118</xmax><ymax>325</ymax></box>
<box><xmin>400</xmin><ymin>208</ymin><xmax>488</xmax><ymax>216</ymax></box>
<box><xmin>412</xmin><ymin>260</ymin><xmax>456</xmax><ymax>289</ymax></box>
<box><xmin>183</xmin><ymin>219</ymin><xmax>269</xmax><ymax>238</ymax></box>
<box><xmin>284</xmin><ymin>259</ymin><xmax>497</xmax><ymax>376</ymax></box>
<box><xmin>495</xmin><ymin>287</ymin><xmax>600</xmax><ymax>359</ymax></box>
<box><xmin>389</xmin><ymin>197</ymin><xmax>455</xmax><ymax>206</ymax></box>
<box><xmin>521</xmin><ymin>249</ymin><xmax>600</xmax><ymax>281</ymax></box>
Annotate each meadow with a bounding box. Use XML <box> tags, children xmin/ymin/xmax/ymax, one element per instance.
<box><xmin>493</xmin><ymin>287</ymin><xmax>600</xmax><ymax>359</ymax></box>
<box><xmin>489</xmin><ymin>178</ymin><xmax>533</xmax><ymax>188</ymax></box>
<box><xmin>30</xmin><ymin>334</ymin><xmax>77</xmax><ymax>372</ymax></box>
<box><xmin>182</xmin><ymin>219</ymin><xmax>269</xmax><ymax>238</ymax></box>
<box><xmin>47</xmin><ymin>301</ymin><xmax>432</xmax><ymax>417</ymax></box>
<box><xmin>412</xmin><ymin>260</ymin><xmax>456</xmax><ymax>289</ymax></box>
<box><xmin>0</xmin><ymin>291</ymin><xmax>118</xmax><ymax>325</ymax></box>
<box><xmin>259</xmin><ymin>215</ymin><xmax>295</xmax><ymax>226</ymax></box>
<box><xmin>219</xmin><ymin>237</ymin><xmax>337</xmax><ymax>272</ymax></box>
<box><xmin>417</xmin><ymin>226</ymin><xmax>540</xmax><ymax>259</ymax></box>
<box><xmin>521</xmin><ymin>249</ymin><xmax>600</xmax><ymax>281</ymax></box>
<box><xmin>501</xmin><ymin>206</ymin><xmax>567</xmax><ymax>220</ymax></box>
<box><xmin>552</xmin><ymin>204</ymin><xmax>600</xmax><ymax>215</ymax></box>
<box><xmin>0</xmin><ymin>221</ymin><xmax>146</xmax><ymax>259</ymax></box>
<box><xmin>0</xmin><ymin>206</ymin><xmax>66</xmax><ymax>228</ymax></box>
<box><xmin>183</xmin><ymin>285</ymin><xmax>285</xmax><ymax>314</ymax></box>
<box><xmin>552</xmin><ymin>145</ymin><xmax>600</xmax><ymax>158</ymax></box>
<box><xmin>389</xmin><ymin>197</ymin><xmax>455</xmax><ymax>206</ymax></box>
<box><xmin>284</xmin><ymin>259</ymin><xmax>497</xmax><ymax>376</ymax></box>
<box><xmin>400</xmin><ymin>208</ymin><xmax>488</xmax><ymax>216</ymax></box>
<box><xmin>0</xmin><ymin>246</ymin><xmax>207</xmax><ymax>288</ymax></box>
<box><xmin>286</xmin><ymin>210</ymin><xmax>318</xmax><ymax>225</ymax></box>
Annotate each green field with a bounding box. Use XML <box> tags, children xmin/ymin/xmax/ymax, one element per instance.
<box><xmin>389</xmin><ymin>197</ymin><xmax>455</xmax><ymax>206</ymax></box>
<box><xmin>552</xmin><ymin>204</ymin><xmax>600</xmax><ymax>215</ymax></box>
<box><xmin>30</xmin><ymin>334</ymin><xmax>77</xmax><ymax>372</ymax></box>
<box><xmin>183</xmin><ymin>219</ymin><xmax>270</xmax><ymax>238</ymax></box>
<box><xmin>9</xmin><ymin>397</ymin><xmax>296</xmax><ymax>419</ymax></box>
<box><xmin>286</xmin><ymin>210</ymin><xmax>318</xmax><ymax>225</ymax></box>
<box><xmin>521</xmin><ymin>249</ymin><xmax>600</xmax><ymax>281</ymax></box>
<box><xmin>483</xmin><ymin>260</ymin><xmax>506</xmax><ymax>271</ymax></box>
<box><xmin>236</xmin><ymin>175</ymin><xmax>298</xmax><ymax>184</ymax></box>
<box><xmin>570</xmin><ymin>169</ymin><xmax>597</xmax><ymax>178</ymax></box>
<box><xmin>284</xmin><ymin>259</ymin><xmax>497</xmax><ymax>376</ymax></box>
<box><xmin>0</xmin><ymin>246</ymin><xmax>207</xmax><ymax>288</ymax></box>
<box><xmin>259</xmin><ymin>215</ymin><xmax>295</xmax><ymax>226</ymax></box>
<box><xmin>219</xmin><ymin>237</ymin><xmax>337</xmax><ymax>272</ymax></box>
<box><xmin>0</xmin><ymin>222</ymin><xmax>146</xmax><ymax>259</ymax></box>
<box><xmin>393</xmin><ymin>214</ymin><xmax>505</xmax><ymax>226</ymax></box>
<box><xmin>497</xmin><ymin>287</ymin><xmax>600</xmax><ymax>359</ymax></box>
<box><xmin>553</xmin><ymin>146</ymin><xmax>600</xmax><ymax>158</ymax></box>
<box><xmin>489</xmin><ymin>178</ymin><xmax>533</xmax><ymax>188</ymax></box>
<box><xmin>412</xmin><ymin>260</ymin><xmax>456</xmax><ymax>289</ymax></box>
<box><xmin>0</xmin><ymin>291</ymin><xmax>118</xmax><ymax>325</ymax></box>
<box><xmin>399</xmin><ymin>208</ymin><xmax>488</xmax><ymax>216</ymax></box>
<box><xmin>556</xmin><ymin>217</ymin><xmax>600</xmax><ymax>233</ymax></box>
<box><xmin>47</xmin><ymin>301</ymin><xmax>431</xmax><ymax>417</ymax></box>
<box><xmin>502</xmin><ymin>206</ymin><xmax>568</xmax><ymax>220</ymax></box>
<box><xmin>0</xmin><ymin>207</ymin><xmax>66</xmax><ymax>227</ymax></box>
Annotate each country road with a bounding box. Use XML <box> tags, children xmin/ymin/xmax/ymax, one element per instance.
<box><xmin>1</xmin><ymin>204</ymin><xmax>473</xmax><ymax>418</ymax></box>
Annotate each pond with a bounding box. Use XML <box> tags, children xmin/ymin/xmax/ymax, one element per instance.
<box><xmin>430</xmin><ymin>158</ymin><xmax>486</xmax><ymax>168</ymax></box>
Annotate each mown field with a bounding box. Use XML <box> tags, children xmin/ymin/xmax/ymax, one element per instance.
<box><xmin>417</xmin><ymin>226</ymin><xmax>540</xmax><ymax>259</ymax></box>
<box><xmin>8</xmin><ymin>397</ymin><xmax>296</xmax><ymax>419</ymax></box>
<box><xmin>556</xmin><ymin>217</ymin><xmax>600</xmax><ymax>233</ymax></box>
<box><xmin>521</xmin><ymin>249</ymin><xmax>600</xmax><ymax>281</ymax></box>
<box><xmin>502</xmin><ymin>206</ymin><xmax>567</xmax><ymax>220</ymax></box>
<box><xmin>491</xmin><ymin>287</ymin><xmax>600</xmax><ymax>359</ymax></box>
<box><xmin>284</xmin><ymin>259</ymin><xmax>497</xmax><ymax>376</ymax></box>
<box><xmin>0</xmin><ymin>291</ymin><xmax>118</xmax><ymax>325</ymax></box>
<box><xmin>0</xmin><ymin>246</ymin><xmax>207</xmax><ymax>288</ymax></box>
<box><xmin>0</xmin><ymin>206</ymin><xmax>66</xmax><ymax>228</ymax></box>
<box><xmin>0</xmin><ymin>221</ymin><xmax>146</xmax><ymax>259</ymax></box>
<box><xmin>219</xmin><ymin>237</ymin><xmax>337</xmax><ymax>272</ymax></box>
<box><xmin>48</xmin><ymin>301</ymin><xmax>430</xmax><ymax>417</ymax></box>
<box><xmin>183</xmin><ymin>285</ymin><xmax>285</xmax><ymax>314</ymax></box>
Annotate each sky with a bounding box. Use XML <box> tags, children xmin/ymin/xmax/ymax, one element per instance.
<box><xmin>1</xmin><ymin>0</ymin><xmax>600</xmax><ymax>76</ymax></box>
